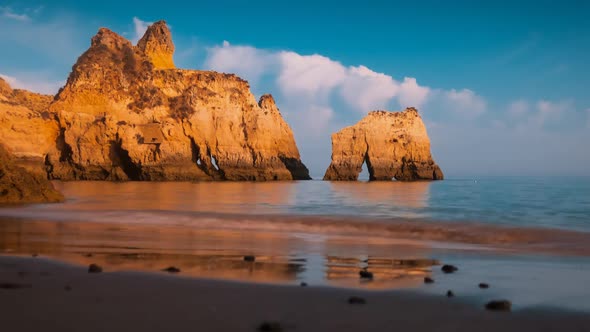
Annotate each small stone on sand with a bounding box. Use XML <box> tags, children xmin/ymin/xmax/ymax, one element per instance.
<box><xmin>88</xmin><ymin>264</ymin><xmax>103</xmax><ymax>273</ymax></box>
<box><xmin>447</xmin><ymin>290</ymin><xmax>455</xmax><ymax>297</ymax></box>
<box><xmin>31</xmin><ymin>253</ymin><xmax>38</xmax><ymax>258</ymax></box>
<box><xmin>300</xmin><ymin>282</ymin><xmax>307</xmax><ymax>287</ymax></box>
<box><xmin>244</xmin><ymin>255</ymin><xmax>256</xmax><ymax>262</ymax></box>
<box><xmin>485</xmin><ymin>300</ymin><xmax>512</xmax><ymax>312</ymax></box>
<box><xmin>479</xmin><ymin>283</ymin><xmax>490</xmax><ymax>289</ymax></box>
<box><xmin>441</xmin><ymin>264</ymin><xmax>458</xmax><ymax>273</ymax></box>
<box><xmin>0</xmin><ymin>282</ymin><xmax>31</xmax><ymax>289</ymax></box>
<box><xmin>64</xmin><ymin>285</ymin><xmax>72</xmax><ymax>291</ymax></box>
<box><xmin>258</xmin><ymin>321</ymin><xmax>283</xmax><ymax>331</ymax></box>
<box><xmin>162</xmin><ymin>266</ymin><xmax>181</xmax><ymax>273</ymax></box>
<box><xmin>424</xmin><ymin>276</ymin><xmax>434</xmax><ymax>284</ymax></box>
<box><xmin>348</xmin><ymin>296</ymin><xmax>366</xmax><ymax>304</ymax></box>
<box><xmin>359</xmin><ymin>270</ymin><xmax>373</xmax><ymax>279</ymax></box>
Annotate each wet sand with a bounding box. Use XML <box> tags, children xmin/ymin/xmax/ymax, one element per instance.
<box><xmin>1</xmin><ymin>255</ymin><xmax>589</xmax><ymax>332</ymax></box>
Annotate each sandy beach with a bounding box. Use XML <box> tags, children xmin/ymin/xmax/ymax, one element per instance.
<box><xmin>1</xmin><ymin>255</ymin><xmax>589</xmax><ymax>332</ymax></box>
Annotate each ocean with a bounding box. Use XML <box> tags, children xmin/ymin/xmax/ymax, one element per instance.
<box><xmin>0</xmin><ymin>177</ymin><xmax>589</xmax><ymax>311</ymax></box>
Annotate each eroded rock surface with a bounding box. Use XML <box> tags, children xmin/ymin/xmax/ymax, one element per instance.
<box><xmin>0</xmin><ymin>77</ymin><xmax>58</xmax><ymax>176</ymax></box>
<box><xmin>323</xmin><ymin>108</ymin><xmax>443</xmax><ymax>181</ymax></box>
<box><xmin>0</xmin><ymin>20</ymin><xmax>310</xmax><ymax>182</ymax></box>
<box><xmin>0</xmin><ymin>144</ymin><xmax>63</xmax><ymax>204</ymax></box>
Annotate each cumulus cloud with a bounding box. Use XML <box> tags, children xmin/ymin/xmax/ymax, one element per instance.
<box><xmin>132</xmin><ymin>17</ymin><xmax>151</xmax><ymax>44</ymax></box>
<box><xmin>532</xmin><ymin>99</ymin><xmax>570</xmax><ymax>127</ymax></box>
<box><xmin>508</xmin><ymin>99</ymin><xmax>530</xmax><ymax>117</ymax></box>
<box><xmin>444</xmin><ymin>89</ymin><xmax>487</xmax><ymax>114</ymax></box>
<box><xmin>204</xmin><ymin>41</ymin><xmax>276</xmax><ymax>83</ymax></box>
<box><xmin>0</xmin><ymin>73</ymin><xmax>63</xmax><ymax>95</ymax></box>
<box><xmin>340</xmin><ymin>65</ymin><xmax>399</xmax><ymax>111</ymax></box>
<box><xmin>205</xmin><ymin>41</ymin><xmax>435</xmax><ymax>114</ymax></box>
<box><xmin>278</xmin><ymin>52</ymin><xmax>347</xmax><ymax>100</ymax></box>
<box><xmin>398</xmin><ymin>77</ymin><xmax>430</xmax><ymax>108</ymax></box>
<box><xmin>0</xmin><ymin>6</ymin><xmax>30</xmax><ymax>22</ymax></box>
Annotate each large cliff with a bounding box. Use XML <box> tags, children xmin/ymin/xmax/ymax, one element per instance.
<box><xmin>0</xmin><ymin>21</ymin><xmax>310</xmax><ymax>181</ymax></box>
<box><xmin>323</xmin><ymin>108</ymin><xmax>443</xmax><ymax>181</ymax></box>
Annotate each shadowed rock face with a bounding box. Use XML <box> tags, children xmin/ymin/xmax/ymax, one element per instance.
<box><xmin>0</xmin><ymin>144</ymin><xmax>63</xmax><ymax>204</ymax></box>
<box><xmin>0</xmin><ymin>21</ymin><xmax>310</xmax><ymax>182</ymax></box>
<box><xmin>323</xmin><ymin>108</ymin><xmax>443</xmax><ymax>181</ymax></box>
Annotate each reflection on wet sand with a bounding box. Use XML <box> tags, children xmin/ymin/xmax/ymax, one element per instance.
<box><xmin>0</xmin><ymin>218</ymin><xmax>437</xmax><ymax>289</ymax></box>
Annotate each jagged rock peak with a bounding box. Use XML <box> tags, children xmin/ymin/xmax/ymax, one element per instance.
<box><xmin>323</xmin><ymin>107</ymin><xmax>444</xmax><ymax>181</ymax></box>
<box><xmin>91</xmin><ymin>27</ymin><xmax>132</xmax><ymax>50</ymax></box>
<box><xmin>0</xmin><ymin>77</ymin><xmax>12</xmax><ymax>96</ymax></box>
<box><xmin>136</xmin><ymin>20</ymin><xmax>175</xmax><ymax>69</ymax></box>
<box><xmin>258</xmin><ymin>94</ymin><xmax>278</xmax><ymax>111</ymax></box>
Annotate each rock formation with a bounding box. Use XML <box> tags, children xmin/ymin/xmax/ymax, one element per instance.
<box><xmin>323</xmin><ymin>108</ymin><xmax>443</xmax><ymax>181</ymax></box>
<box><xmin>0</xmin><ymin>144</ymin><xmax>63</xmax><ymax>204</ymax></box>
<box><xmin>0</xmin><ymin>77</ymin><xmax>58</xmax><ymax>176</ymax></box>
<box><xmin>0</xmin><ymin>20</ymin><xmax>310</xmax><ymax>181</ymax></box>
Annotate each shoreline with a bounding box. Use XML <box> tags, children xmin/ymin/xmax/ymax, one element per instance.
<box><xmin>1</xmin><ymin>209</ymin><xmax>590</xmax><ymax>257</ymax></box>
<box><xmin>1</xmin><ymin>255</ymin><xmax>589</xmax><ymax>332</ymax></box>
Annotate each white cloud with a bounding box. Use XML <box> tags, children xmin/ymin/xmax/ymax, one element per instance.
<box><xmin>508</xmin><ymin>99</ymin><xmax>529</xmax><ymax>117</ymax></box>
<box><xmin>278</xmin><ymin>51</ymin><xmax>346</xmax><ymax>100</ymax></box>
<box><xmin>398</xmin><ymin>77</ymin><xmax>430</xmax><ymax>108</ymax></box>
<box><xmin>132</xmin><ymin>17</ymin><xmax>151</xmax><ymax>44</ymax></box>
<box><xmin>205</xmin><ymin>41</ymin><xmax>276</xmax><ymax>83</ymax></box>
<box><xmin>0</xmin><ymin>73</ymin><xmax>63</xmax><ymax>95</ymax></box>
<box><xmin>340</xmin><ymin>65</ymin><xmax>398</xmax><ymax>111</ymax></box>
<box><xmin>0</xmin><ymin>6</ymin><xmax>30</xmax><ymax>22</ymax></box>
<box><xmin>532</xmin><ymin>99</ymin><xmax>570</xmax><ymax>127</ymax></box>
<box><xmin>444</xmin><ymin>88</ymin><xmax>486</xmax><ymax>114</ymax></box>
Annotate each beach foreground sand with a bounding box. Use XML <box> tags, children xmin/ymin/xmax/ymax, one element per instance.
<box><xmin>1</xmin><ymin>256</ymin><xmax>589</xmax><ymax>332</ymax></box>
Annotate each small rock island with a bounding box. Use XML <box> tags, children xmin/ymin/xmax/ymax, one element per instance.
<box><xmin>323</xmin><ymin>108</ymin><xmax>444</xmax><ymax>181</ymax></box>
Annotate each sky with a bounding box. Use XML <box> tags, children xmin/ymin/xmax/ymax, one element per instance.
<box><xmin>1</xmin><ymin>0</ymin><xmax>589</xmax><ymax>177</ymax></box>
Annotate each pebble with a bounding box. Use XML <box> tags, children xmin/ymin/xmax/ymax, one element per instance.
<box><xmin>485</xmin><ymin>300</ymin><xmax>512</xmax><ymax>312</ymax></box>
<box><xmin>243</xmin><ymin>255</ymin><xmax>256</xmax><ymax>262</ymax></box>
<box><xmin>162</xmin><ymin>266</ymin><xmax>181</xmax><ymax>273</ymax></box>
<box><xmin>479</xmin><ymin>283</ymin><xmax>490</xmax><ymax>289</ymax></box>
<box><xmin>446</xmin><ymin>290</ymin><xmax>455</xmax><ymax>297</ymax></box>
<box><xmin>258</xmin><ymin>321</ymin><xmax>283</xmax><ymax>332</ymax></box>
<box><xmin>359</xmin><ymin>270</ymin><xmax>374</xmax><ymax>280</ymax></box>
<box><xmin>88</xmin><ymin>264</ymin><xmax>103</xmax><ymax>273</ymax></box>
<box><xmin>348</xmin><ymin>296</ymin><xmax>367</xmax><ymax>305</ymax></box>
<box><xmin>424</xmin><ymin>276</ymin><xmax>435</xmax><ymax>284</ymax></box>
<box><xmin>441</xmin><ymin>264</ymin><xmax>458</xmax><ymax>273</ymax></box>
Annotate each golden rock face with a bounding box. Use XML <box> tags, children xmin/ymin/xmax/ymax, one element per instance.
<box><xmin>323</xmin><ymin>108</ymin><xmax>444</xmax><ymax>181</ymax></box>
<box><xmin>0</xmin><ymin>21</ymin><xmax>310</xmax><ymax>182</ymax></box>
<box><xmin>136</xmin><ymin>20</ymin><xmax>175</xmax><ymax>70</ymax></box>
<box><xmin>0</xmin><ymin>144</ymin><xmax>63</xmax><ymax>204</ymax></box>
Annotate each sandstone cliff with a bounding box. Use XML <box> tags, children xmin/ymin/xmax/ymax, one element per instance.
<box><xmin>323</xmin><ymin>108</ymin><xmax>443</xmax><ymax>181</ymax></box>
<box><xmin>0</xmin><ymin>144</ymin><xmax>63</xmax><ymax>204</ymax></box>
<box><xmin>0</xmin><ymin>77</ymin><xmax>58</xmax><ymax>176</ymax></box>
<box><xmin>0</xmin><ymin>20</ymin><xmax>310</xmax><ymax>181</ymax></box>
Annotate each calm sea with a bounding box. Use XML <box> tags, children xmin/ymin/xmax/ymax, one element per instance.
<box><xmin>13</xmin><ymin>176</ymin><xmax>587</xmax><ymax>232</ymax></box>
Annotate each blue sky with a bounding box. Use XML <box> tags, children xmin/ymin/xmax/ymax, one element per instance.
<box><xmin>1</xmin><ymin>1</ymin><xmax>589</xmax><ymax>177</ymax></box>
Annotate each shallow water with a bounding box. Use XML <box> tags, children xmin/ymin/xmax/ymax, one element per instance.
<box><xmin>38</xmin><ymin>176</ymin><xmax>590</xmax><ymax>231</ymax></box>
<box><xmin>1</xmin><ymin>178</ymin><xmax>590</xmax><ymax>311</ymax></box>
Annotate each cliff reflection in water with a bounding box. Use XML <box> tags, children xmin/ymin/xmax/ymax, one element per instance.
<box><xmin>0</xmin><ymin>218</ymin><xmax>436</xmax><ymax>289</ymax></box>
<box><xmin>47</xmin><ymin>180</ymin><xmax>431</xmax><ymax>218</ymax></box>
